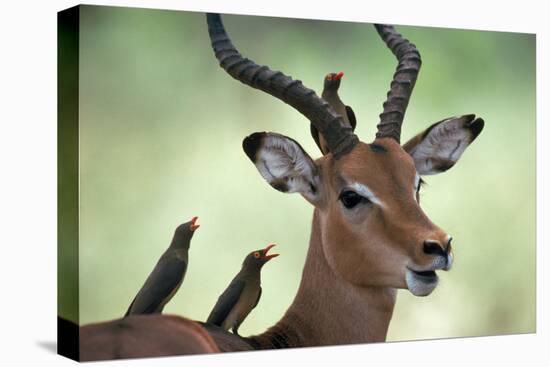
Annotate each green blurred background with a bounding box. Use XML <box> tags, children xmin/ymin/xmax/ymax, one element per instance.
<box><xmin>66</xmin><ymin>5</ymin><xmax>536</xmax><ymax>341</ymax></box>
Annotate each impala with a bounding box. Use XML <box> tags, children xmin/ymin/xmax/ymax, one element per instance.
<box><xmin>77</xmin><ymin>13</ymin><xmax>484</xmax><ymax>360</ymax></box>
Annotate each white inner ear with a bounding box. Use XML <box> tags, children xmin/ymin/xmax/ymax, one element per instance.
<box><xmin>409</xmin><ymin>117</ymin><xmax>473</xmax><ymax>175</ymax></box>
<box><xmin>255</xmin><ymin>133</ymin><xmax>318</xmax><ymax>197</ymax></box>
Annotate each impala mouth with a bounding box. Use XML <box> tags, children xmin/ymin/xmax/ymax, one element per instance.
<box><xmin>406</xmin><ymin>268</ymin><xmax>439</xmax><ymax>297</ymax></box>
<box><xmin>411</xmin><ymin>269</ymin><xmax>437</xmax><ymax>279</ymax></box>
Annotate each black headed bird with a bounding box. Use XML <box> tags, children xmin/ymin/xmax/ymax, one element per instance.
<box><xmin>124</xmin><ymin>216</ymin><xmax>200</xmax><ymax>316</ymax></box>
<box><xmin>310</xmin><ymin>71</ymin><xmax>357</xmax><ymax>154</ymax></box>
<box><xmin>206</xmin><ymin>244</ymin><xmax>279</xmax><ymax>336</ymax></box>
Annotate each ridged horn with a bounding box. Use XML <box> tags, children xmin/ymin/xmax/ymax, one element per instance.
<box><xmin>206</xmin><ymin>13</ymin><xmax>359</xmax><ymax>158</ymax></box>
<box><xmin>374</xmin><ymin>24</ymin><xmax>421</xmax><ymax>142</ymax></box>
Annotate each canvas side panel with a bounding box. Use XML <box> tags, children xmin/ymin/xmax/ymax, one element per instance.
<box><xmin>57</xmin><ymin>5</ymin><xmax>80</xmax><ymax>362</ymax></box>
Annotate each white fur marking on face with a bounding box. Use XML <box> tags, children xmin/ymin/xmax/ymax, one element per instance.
<box><xmin>349</xmin><ymin>182</ymin><xmax>384</xmax><ymax>207</ymax></box>
<box><xmin>446</xmin><ymin>252</ymin><xmax>454</xmax><ymax>271</ymax></box>
<box><xmin>405</xmin><ymin>269</ymin><xmax>439</xmax><ymax>297</ymax></box>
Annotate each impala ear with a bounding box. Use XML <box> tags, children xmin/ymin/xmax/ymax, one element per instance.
<box><xmin>243</xmin><ymin>132</ymin><xmax>320</xmax><ymax>200</ymax></box>
<box><xmin>403</xmin><ymin>114</ymin><xmax>484</xmax><ymax>175</ymax></box>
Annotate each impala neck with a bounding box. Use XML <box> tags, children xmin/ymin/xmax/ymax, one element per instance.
<box><xmin>249</xmin><ymin>209</ymin><xmax>397</xmax><ymax>348</ymax></box>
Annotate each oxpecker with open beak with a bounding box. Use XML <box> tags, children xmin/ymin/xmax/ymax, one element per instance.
<box><xmin>206</xmin><ymin>244</ymin><xmax>279</xmax><ymax>336</ymax></box>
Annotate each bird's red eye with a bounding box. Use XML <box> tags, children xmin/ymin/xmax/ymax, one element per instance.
<box><xmin>254</xmin><ymin>252</ymin><xmax>260</xmax><ymax>258</ymax></box>
<box><xmin>326</xmin><ymin>74</ymin><xmax>332</xmax><ymax>81</ymax></box>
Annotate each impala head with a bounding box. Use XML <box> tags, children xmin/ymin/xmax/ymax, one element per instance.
<box><xmin>207</xmin><ymin>15</ymin><xmax>484</xmax><ymax>296</ymax></box>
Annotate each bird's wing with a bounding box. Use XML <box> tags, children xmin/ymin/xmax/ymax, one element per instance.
<box><xmin>345</xmin><ymin>105</ymin><xmax>357</xmax><ymax>131</ymax></box>
<box><xmin>311</xmin><ymin>106</ymin><xmax>356</xmax><ymax>154</ymax></box>
<box><xmin>126</xmin><ymin>254</ymin><xmax>186</xmax><ymax>315</ymax></box>
<box><xmin>252</xmin><ymin>286</ymin><xmax>262</xmax><ymax>309</ymax></box>
<box><xmin>206</xmin><ymin>279</ymin><xmax>245</xmax><ymax>326</ymax></box>
<box><xmin>309</xmin><ymin>123</ymin><xmax>323</xmax><ymax>152</ymax></box>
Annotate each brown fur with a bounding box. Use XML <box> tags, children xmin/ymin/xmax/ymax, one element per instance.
<box><xmin>79</xmin><ymin>315</ymin><xmax>219</xmax><ymax>361</ymax></box>
<box><xmin>247</xmin><ymin>209</ymin><xmax>397</xmax><ymax>347</ymax></box>
<box><xmin>312</xmin><ymin>139</ymin><xmax>450</xmax><ymax>290</ymax></box>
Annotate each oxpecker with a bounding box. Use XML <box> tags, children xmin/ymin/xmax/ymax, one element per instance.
<box><xmin>125</xmin><ymin>216</ymin><xmax>200</xmax><ymax>316</ymax></box>
<box><xmin>206</xmin><ymin>244</ymin><xmax>279</xmax><ymax>336</ymax></box>
<box><xmin>310</xmin><ymin>71</ymin><xmax>357</xmax><ymax>154</ymax></box>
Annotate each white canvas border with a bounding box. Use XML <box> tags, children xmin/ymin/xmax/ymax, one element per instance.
<box><xmin>0</xmin><ymin>0</ymin><xmax>545</xmax><ymax>366</ymax></box>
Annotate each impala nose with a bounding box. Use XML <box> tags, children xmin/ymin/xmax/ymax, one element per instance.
<box><xmin>423</xmin><ymin>240</ymin><xmax>447</xmax><ymax>257</ymax></box>
<box><xmin>423</xmin><ymin>237</ymin><xmax>453</xmax><ymax>269</ymax></box>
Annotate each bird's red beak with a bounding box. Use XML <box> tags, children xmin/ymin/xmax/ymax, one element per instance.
<box><xmin>190</xmin><ymin>216</ymin><xmax>200</xmax><ymax>231</ymax></box>
<box><xmin>262</xmin><ymin>243</ymin><xmax>279</xmax><ymax>261</ymax></box>
<box><xmin>334</xmin><ymin>71</ymin><xmax>344</xmax><ymax>80</ymax></box>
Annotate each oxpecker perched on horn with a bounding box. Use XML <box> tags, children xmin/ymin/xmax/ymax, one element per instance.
<box><xmin>311</xmin><ymin>71</ymin><xmax>357</xmax><ymax>155</ymax></box>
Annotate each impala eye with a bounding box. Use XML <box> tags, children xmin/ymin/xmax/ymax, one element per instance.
<box><xmin>339</xmin><ymin>190</ymin><xmax>368</xmax><ymax>209</ymax></box>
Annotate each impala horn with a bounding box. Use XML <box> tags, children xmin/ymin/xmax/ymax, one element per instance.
<box><xmin>206</xmin><ymin>13</ymin><xmax>359</xmax><ymax>158</ymax></box>
<box><xmin>374</xmin><ymin>24</ymin><xmax>422</xmax><ymax>143</ymax></box>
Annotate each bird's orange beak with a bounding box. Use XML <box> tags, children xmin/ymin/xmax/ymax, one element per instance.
<box><xmin>262</xmin><ymin>243</ymin><xmax>279</xmax><ymax>260</ymax></box>
<box><xmin>190</xmin><ymin>216</ymin><xmax>200</xmax><ymax>231</ymax></box>
<box><xmin>334</xmin><ymin>71</ymin><xmax>344</xmax><ymax>80</ymax></box>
